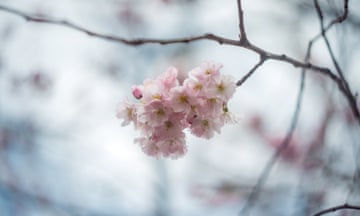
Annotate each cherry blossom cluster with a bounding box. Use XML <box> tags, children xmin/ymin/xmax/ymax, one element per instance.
<box><xmin>117</xmin><ymin>62</ymin><xmax>237</xmax><ymax>159</ymax></box>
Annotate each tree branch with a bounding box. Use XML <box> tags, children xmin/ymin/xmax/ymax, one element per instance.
<box><xmin>0</xmin><ymin>5</ymin><xmax>337</xmax><ymax>79</ymax></box>
<box><xmin>326</xmin><ymin>0</ymin><xmax>349</xmax><ymax>29</ymax></box>
<box><xmin>313</xmin><ymin>0</ymin><xmax>346</xmax><ymax>85</ymax></box>
<box><xmin>240</xmin><ymin>1</ymin><xmax>358</xmax><ymax>214</ymax></box>
<box><xmin>239</xmin><ymin>57</ymin><xmax>307</xmax><ymax>216</ymax></box>
<box><xmin>0</xmin><ymin>5</ymin><xmax>242</xmax><ymax>46</ymax></box>
<box><xmin>294</xmin><ymin>1</ymin><xmax>356</xmax><ymax>31</ymax></box>
<box><xmin>0</xmin><ymin>180</ymin><xmax>117</xmax><ymax>216</ymax></box>
<box><xmin>1</xmin><ymin>4</ymin><xmax>348</xmax><ymax>103</ymax></box>
<box><xmin>236</xmin><ymin>0</ymin><xmax>248</xmax><ymax>44</ymax></box>
<box><xmin>312</xmin><ymin>203</ymin><xmax>360</xmax><ymax>216</ymax></box>
<box><xmin>0</xmin><ymin>4</ymin><xmax>355</xmax><ymax>121</ymax></box>
<box><xmin>236</xmin><ymin>55</ymin><xmax>265</xmax><ymax>86</ymax></box>
<box><xmin>313</xmin><ymin>0</ymin><xmax>360</xmax><ymax>125</ymax></box>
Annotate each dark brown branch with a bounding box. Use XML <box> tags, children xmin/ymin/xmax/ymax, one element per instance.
<box><xmin>0</xmin><ymin>5</ymin><xmax>240</xmax><ymax>46</ymax></box>
<box><xmin>236</xmin><ymin>55</ymin><xmax>265</xmax><ymax>86</ymax></box>
<box><xmin>0</xmin><ymin>5</ymin><xmax>338</xmax><ymax>79</ymax></box>
<box><xmin>312</xmin><ymin>203</ymin><xmax>360</xmax><ymax>216</ymax></box>
<box><xmin>326</xmin><ymin>0</ymin><xmax>348</xmax><ymax>29</ymax></box>
<box><xmin>0</xmin><ymin>3</ymin><xmax>357</xmax><ymax>123</ymax></box>
<box><xmin>236</xmin><ymin>0</ymin><xmax>248</xmax><ymax>44</ymax></box>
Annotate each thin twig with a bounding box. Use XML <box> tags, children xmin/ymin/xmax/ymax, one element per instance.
<box><xmin>236</xmin><ymin>55</ymin><xmax>265</xmax><ymax>86</ymax></box>
<box><xmin>326</xmin><ymin>0</ymin><xmax>348</xmax><ymax>29</ymax></box>
<box><xmin>312</xmin><ymin>203</ymin><xmax>360</xmax><ymax>216</ymax></box>
<box><xmin>300</xmin><ymin>0</ymin><xmax>350</xmax><ymax>44</ymax></box>
<box><xmin>239</xmin><ymin>13</ymin><xmax>322</xmax><ymax>213</ymax></box>
<box><xmin>236</xmin><ymin>0</ymin><xmax>248</xmax><ymax>44</ymax></box>
<box><xmin>313</xmin><ymin>0</ymin><xmax>347</xmax><ymax>84</ymax></box>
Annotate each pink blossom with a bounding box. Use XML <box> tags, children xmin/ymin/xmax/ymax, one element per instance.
<box><xmin>209</xmin><ymin>74</ymin><xmax>236</xmax><ymax>101</ymax></box>
<box><xmin>220</xmin><ymin>105</ymin><xmax>239</xmax><ymax>124</ymax></box>
<box><xmin>136</xmin><ymin>137</ymin><xmax>162</xmax><ymax>158</ymax></box>
<box><xmin>189</xmin><ymin>62</ymin><xmax>222</xmax><ymax>82</ymax></box>
<box><xmin>168</xmin><ymin>86</ymin><xmax>193</xmax><ymax>113</ymax></box>
<box><xmin>140</xmin><ymin>100</ymin><xmax>171</xmax><ymax>127</ymax></box>
<box><xmin>158</xmin><ymin>136</ymin><xmax>187</xmax><ymax>159</ymax></box>
<box><xmin>141</xmin><ymin>79</ymin><xmax>164</xmax><ymax>103</ymax></box>
<box><xmin>152</xmin><ymin>119</ymin><xmax>185</xmax><ymax>139</ymax></box>
<box><xmin>131</xmin><ymin>85</ymin><xmax>143</xmax><ymax>99</ymax></box>
<box><xmin>117</xmin><ymin>62</ymin><xmax>238</xmax><ymax>159</ymax></box>
<box><xmin>158</xmin><ymin>66</ymin><xmax>179</xmax><ymax>90</ymax></box>
<box><xmin>190</xmin><ymin>117</ymin><xmax>222</xmax><ymax>139</ymax></box>
<box><xmin>116</xmin><ymin>98</ymin><xmax>137</xmax><ymax>126</ymax></box>
<box><xmin>197</xmin><ymin>97</ymin><xmax>223</xmax><ymax>118</ymax></box>
<box><xmin>183</xmin><ymin>77</ymin><xmax>206</xmax><ymax>97</ymax></box>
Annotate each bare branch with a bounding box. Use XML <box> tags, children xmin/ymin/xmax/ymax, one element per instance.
<box><xmin>0</xmin><ymin>5</ymin><xmax>355</xmax><ymax>121</ymax></box>
<box><xmin>236</xmin><ymin>55</ymin><xmax>265</xmax><ymax>86</ymax></box>
<box><xmin>312</xmin><ymin>203</ymin><xmax>360</xmax><ymax>216</ymax></box>
<box><xmin>313</xmin><ymin>0</ymin><xmax>360</xmax><ymax>125</ymax></box>
<box><xmin>0</xmin><ymin>5</ymin><xmax>338</xmax><ymax>79</ymax></box>
<box><xmin>295</xmin><ymin>1</ymin><xmax>360</xmax><ymax>31</ymax></box>
<box><xmin>314</xmin><ymin>0</ymin><xmax>346</xmax><ymax>81</ymax></box>
<box><xmin>0</xmin><ymin>5</ymin><xmax>242</xmax><ymax>46</ymax></box>
<box><xmin>326</xmin><ymin>0</ymin><xmax>349</xmax><ymax>29</ymax></box>
<box><xmin>240</xmin><ymin>1</ymin><xmax>358</xmax><ymax>214</ymax></box>
<box><xmin>236</xmin><ymin>0</ymin><xmax>248</xmax><ymax>44</ymax></box>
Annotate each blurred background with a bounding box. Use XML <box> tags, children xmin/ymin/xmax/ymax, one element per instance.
<box><xmin>0</xmin><ymin>0</ymin><xmax>359</xmax><ymax>215</ymax></box>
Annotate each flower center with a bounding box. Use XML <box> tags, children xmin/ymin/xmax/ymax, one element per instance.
<box><xmin>179</xmin><ymin>95</ymin><xmax>188</xmax><ymax>103</ymax></box>
<box><xmin>156</xmin><ymin>108</ymin><xmax>165</xmax><ymax>116</ymax></box>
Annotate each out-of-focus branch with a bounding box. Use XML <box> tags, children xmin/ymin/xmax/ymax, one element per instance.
<box><xmin>312</xmin><ymin>203</ymin><xmax>360</xmax><ymax>216</ymax></box>
<box><xmin>239</xmin><ymin>57</ymin><xmax>307</xmax><ymax>216</ymax></box>
<box><xmin>240</xmin><ymin>0</ymin><xmax>358</xmax><ymax>214</ymax></box>
<box><xmin>293</xmin><ymin>1</ymin><xmax>360</xmax><ymax>31</ymax></box>
<box><xmin>239</xmin><ymin>4</ymin><xmax>327</xmax><ymax>210</ymax></box>
<box><xmin>307</xmin><ymin>0</ymin><xmax>349</xmax><ymax>43</ymax></box>
<box><xmin>313</xmin><ymin>0</ymin><xmax>346</xmax><ymax>84</ymax></box>
<box><xmin>326</xmin><ymin>0</ymin><xmax>348</xmax><ymax>28</ymax></box>
<box><xmin>313</xmin><ymin>0</ymin><xmax>360</xmax><ymax>125</ymax></box>
<box><xmin>0</xmin><ymin>180</ymin><xmax>118</xmax><ymax>216</ymax></box>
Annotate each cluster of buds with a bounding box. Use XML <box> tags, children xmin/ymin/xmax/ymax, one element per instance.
<box><xmin>117</xmin><ymin>62</ymin><xmax>237</xmax><ymax>159</ymax></box>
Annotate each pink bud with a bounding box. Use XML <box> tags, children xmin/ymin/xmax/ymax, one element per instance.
<box><xmin>131</xmin><ymin>85</ymin><xmax>143</xmax><ymax>99</ymax></box>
